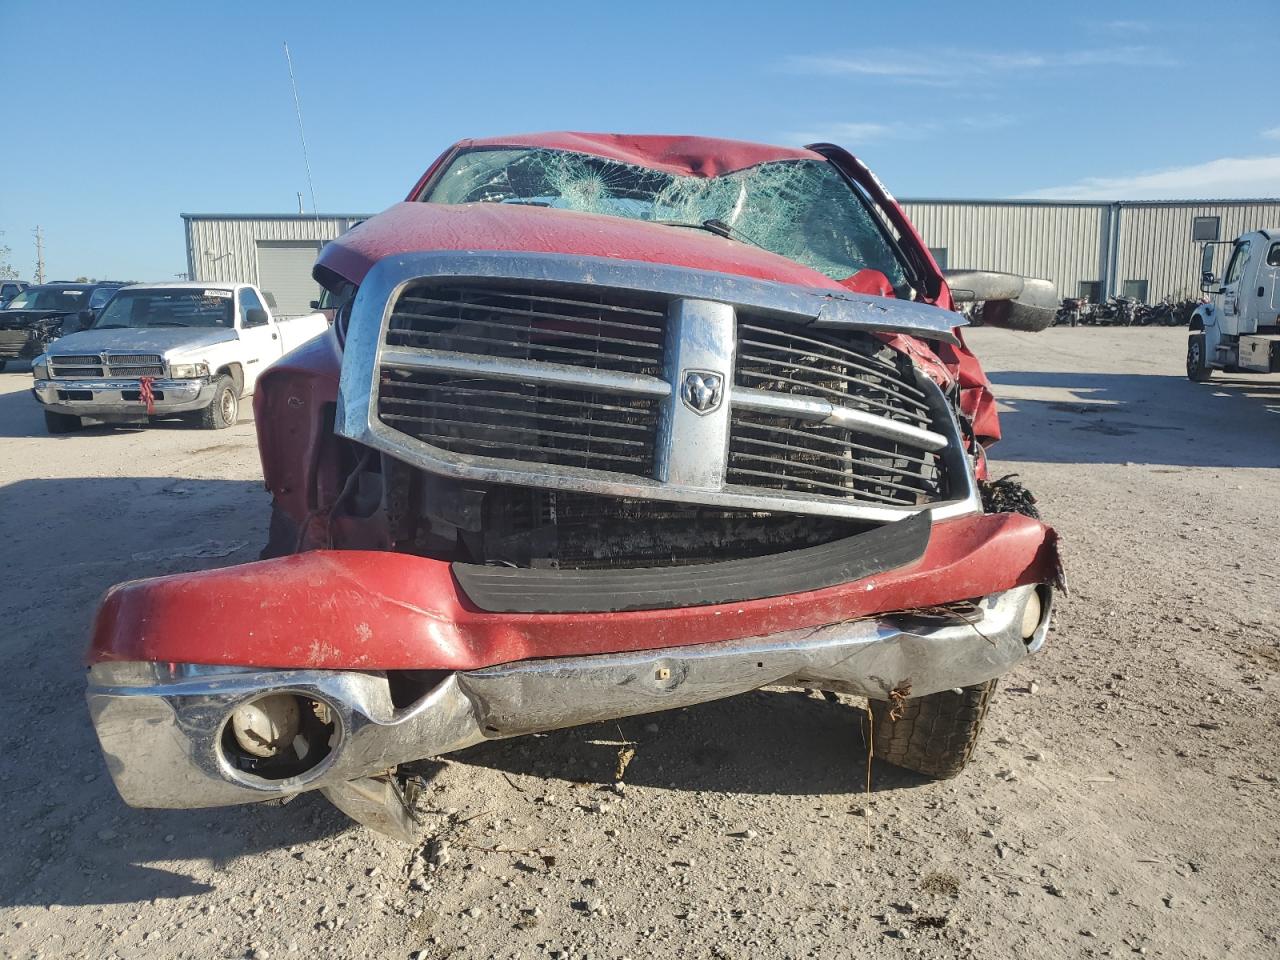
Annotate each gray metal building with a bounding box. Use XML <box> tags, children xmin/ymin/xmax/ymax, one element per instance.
<box><xmin>184</xmin><ymin>199</ymin><xmax>1280</xmax><ymax>310</ymax></box>
<box><xmin>182</xmin><ymin>214</ymin><xmax>367</xmax><ymax>317</ymax></box>
<box><xmin>903</xmin><ymin>198</ymin><xmax>1280</xmax><ymax>302</ymax></box>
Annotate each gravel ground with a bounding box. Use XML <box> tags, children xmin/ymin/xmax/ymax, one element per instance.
<box><xmin>0</xmin><ymin>326</ymin><xmax>1277</xmax><ymax>960</ymax></box>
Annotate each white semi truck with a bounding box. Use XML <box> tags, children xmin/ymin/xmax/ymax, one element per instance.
<box><xmin>1187</xmin><ymin>229</ymin><xmax>1280</xmax><ymax>380</ymax></box>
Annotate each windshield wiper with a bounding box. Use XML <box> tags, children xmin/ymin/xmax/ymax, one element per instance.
<box><xmin>91</xmin><ymin>324</ymin><xmax>128</xmax><ymax>329</ymax></box>
<box><xmin>654</xmin><ymin>218</ymin><xmax>763</xmax><ymax>249</ymax></box>
<box><xmin>145</xmin><ymin>321</ymin><xmax>191</xmax><ymax>327</ymax></box>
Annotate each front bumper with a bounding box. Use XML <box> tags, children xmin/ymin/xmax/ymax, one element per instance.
<box><xmin>87</xmin><ymin>584</ymin><xmax>1052</xmax><ymax>810</ymax></box>
<box><xmin>32</xmin><ymin>377</ymin><xmax>214</xmax><ymax>417</ymax></box>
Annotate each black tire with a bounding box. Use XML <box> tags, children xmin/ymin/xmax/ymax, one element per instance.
<box><xmin>0</xmin><ymin>359</ymin><xmax>7</xmax><ymax>372</ymax></box>
<box><xmin>44</xmin><ymin>410</ymin><xmax>82</xmax><ymax>434</ymax></box>
<box><xmin>1186</xmin><ymin>334</ymin><xmax>1213</xmax><ymax>382</ymax></box>
<box><xmin>198</xmin><ymin>375</ymin><xmax>239</xmax><ymax>429</ymax></box>
<box><xmin>868</xmin><ymin>679</ymin><xmax>998</xmax><ymax>779</ymax></box>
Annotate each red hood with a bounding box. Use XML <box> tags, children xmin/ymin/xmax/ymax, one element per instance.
<box><xmin>316</xmin><ymin>201</ymin><xmax>847</xmax><ymax>290</ymax></box>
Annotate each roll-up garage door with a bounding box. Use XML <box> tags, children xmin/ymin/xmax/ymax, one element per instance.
<box><xmin>255</xmin><ymin>241</ymin><xmax>322</xmax><ymax>317</ymax></box>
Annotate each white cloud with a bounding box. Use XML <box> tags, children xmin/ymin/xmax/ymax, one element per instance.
<box><xmin>1097</xmin><ymin>19</ymin><xmax>1154</xmax><ymax>33</ymax></box>
<box><xmin>1262</xmin><ymin>126</ymin><xmax>1280</xmax><ymax>141</ymax></box>
<box><xmin>1019</xmin><ymin>155</ymin><xmax>1280</xmax><ymax>200</ymax></box>
<box><xmin>780</xmin><ymin>121</ymin><xmax>930</xmax><ymax>145</ymax></box>
<box><xmin>782</xmin><ymin>114</ymin><xmax>1011</xmax><ymax>148</ymax></box>
<box><xmin>781</xmin><ymin>46</ymin><xmax>1172</xmax><ymax>85</ymax></box>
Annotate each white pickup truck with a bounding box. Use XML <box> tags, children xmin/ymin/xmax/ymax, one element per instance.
<box><xmin>31</xmin><ymin>281</ymin><xmax>329</xmax><ymax>433</ymax></box>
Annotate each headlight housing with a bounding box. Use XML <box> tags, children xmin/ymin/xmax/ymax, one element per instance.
<box><xmin>31</xmin><ymin>356</ymin><xmax>49</xmax><ymax>380</ymax></box>
<box><xmin>169</xmin><ymin>362</ymin><xmax>209</xmax><ymax>379</ymax></box>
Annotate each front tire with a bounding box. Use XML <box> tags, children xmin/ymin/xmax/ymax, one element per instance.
<box><xmin>44</xmin><ymin>410</ymin><xmax>82</xmax><ymax>434</ymax></box>
<box><xmin>198</xmin><ymin>375</ymin><xmax>239</xmax><ymax>429</ymax></box>
<box><xmin>1187</xmin><ymin>333</ymin><xmax>1213</xmax><ymax>382</ymax></box>
<box><xmin>868</xmin><ymin>679</ymin><xmax>998</xmax><ymax>779</ymax></box>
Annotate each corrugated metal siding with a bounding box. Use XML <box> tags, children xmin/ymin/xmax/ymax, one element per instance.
<box><xmin>185</xmin><ymin>216</ymin><xmax>368</xmax><ymax>285</ymax></box>
<box><xmin>902</xmin><ymin>201</ymin><xmax>1107</xmax><ymax>300</ymax></box>
<box><xmin>1116</xmin><ymin>203</ymin><xmax>1280</xmax><ymax>300</ymax></box>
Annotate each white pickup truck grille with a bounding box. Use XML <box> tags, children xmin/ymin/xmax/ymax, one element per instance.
<box><xmin>48</xmin><ymin>354</ymin><xmax>165</xmax><ymax>379</ymax></box>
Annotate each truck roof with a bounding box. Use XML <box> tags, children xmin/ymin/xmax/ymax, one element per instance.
<box><xmin>121</xmin><ymin>281</ymin><xmax>241</xmax><ymax>292</ymax></box>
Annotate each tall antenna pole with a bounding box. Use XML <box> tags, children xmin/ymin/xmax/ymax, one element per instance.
<box><xmin>33</xmin><ymin>226</ymin><xmax>45</xmax><ymax>284</ymax></box>
<box><xmin>283</xmin><ymin>42</ymin><xmax>319</xmax><ymax>217</ymax></box>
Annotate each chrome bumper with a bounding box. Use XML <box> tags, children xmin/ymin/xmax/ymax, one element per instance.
<box><xmin>33</xmin><ymin>377</ymin><xmax>214</xmax><ymax>416</ymax></box>
<box><xmin>87</xmin><ymin>585</ymin><xmax>1051</xmax><ymax>811</ymax></box>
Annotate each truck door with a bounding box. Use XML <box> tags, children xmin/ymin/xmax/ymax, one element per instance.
<box><xmin>1264</xmin><ymin>241</ymin><xmax>1280</xmax><ymax>316</ymax></box>
<box><xmin>1220</xmin><ymin>238</ymin><xmax>1252</xmax><ymax>334</ymax></box>
<box><xmin>236</xmin><ymin>287</ymin><xmax>283</xmax><ymax>392</ymax></box>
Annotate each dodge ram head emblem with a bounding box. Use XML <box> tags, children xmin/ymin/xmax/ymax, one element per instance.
<box><xmin>680</xmin><ymin>370</ymin><xmax>724</xmax><ymax>415</ymax></box>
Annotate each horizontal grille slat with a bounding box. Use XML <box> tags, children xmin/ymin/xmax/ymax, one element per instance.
<box><xmin>387</xmin><ymin>325</ymin><xmax>658</xmax><ymax>369</ymax></box>
<box><xmin>380</xmin><ymin>395</ymin><xmax>653</xmax><ymax>434</ymax></box>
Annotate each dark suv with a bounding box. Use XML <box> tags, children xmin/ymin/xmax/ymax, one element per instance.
<box><xmin>0</xmin><ymin>281</ymin><xmax>127</xmax><ymax>370</ymax></box>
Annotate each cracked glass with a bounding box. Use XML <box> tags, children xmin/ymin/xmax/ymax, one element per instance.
<box><xmin>424</xmin><ymin>147</ymin><xmax>909</xmax><ymax>292</ymax></box>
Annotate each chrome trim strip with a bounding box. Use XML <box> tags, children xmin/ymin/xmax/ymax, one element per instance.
<box><xmin>730</xmin><ymin>386</ymin><xmax>949</xmax><ymax>452</ymax></box>
<box><xmin>654</xmin><ymin>299</ymin><xmax>735</xmax><ymax>487</ymax></box>
<box><xmin>380</xmin><ymin>346</ymin><xmax>672</xmax><ymax>398</ymax></box>
<box><xmin>87</xmin><ymin>585</ymin><xmax>1048</xmax><ymax>813</ymax></box>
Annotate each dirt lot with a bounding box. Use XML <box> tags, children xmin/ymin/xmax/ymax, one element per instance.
<box><xmin>0</xmin><ymin>327</ymin><xmax>1277</xmax><ymax>960</ymax></box>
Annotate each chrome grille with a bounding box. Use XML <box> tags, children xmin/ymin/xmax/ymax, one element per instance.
<box><xmin>727</xmin><ymin>320</ymin><xmax>946</xmax><ymax>506</ymax></box>
<box><xmin>378</xmin><ymin>282</ymin><xmax>665</xmax><ymax>476</ymax></box>
<box><xmin>106</xmin><ymin>353</ymin><xmax>165</xmax><ymax>378</ymax></box>
<box><xmin>350</xmin><ymin>254</ymin><xmax>976</xmax><ymax>524</ymax></box>
<box><xmin>48</xmin><ymin>353</ymin><xmax>165</xmax><ymax>379</ymax></box>
<box><xmin>49</xmin><ymin>355</ymin><xmax>105</xmax><ymax>377</ymax></box>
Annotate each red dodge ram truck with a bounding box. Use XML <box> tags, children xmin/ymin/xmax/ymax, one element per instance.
<box><xmin>86</xmin><ymin>133</ymin><xmax>1062</xmax><ymax>839</ymax></box>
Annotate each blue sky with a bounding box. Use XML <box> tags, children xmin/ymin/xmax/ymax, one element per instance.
<box><xmin>3</xmin><ymin>0</ymin><xmax>1279</xmax><ymax>281</ymax></box>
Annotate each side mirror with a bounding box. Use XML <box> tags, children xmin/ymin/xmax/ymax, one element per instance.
<box><xmin>243</xmin><ymin>307</ymin><xmax>270</xmax><ymax>327</ymax></box>
<box><xmin>309</xmin><ymin>299</ymin><xmax>322</xmax><ymax>310</ymax></box>
<box><xmin>943</xmin><ymin>270</ymin><xmax>1057</xmax><ymax>332</ymax></box>
<box><xmin>76</xmin><ymin>309</ymin><xmax>95</xmax><ymax>330</ymax></box>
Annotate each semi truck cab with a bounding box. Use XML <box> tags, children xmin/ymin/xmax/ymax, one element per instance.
<box><xmin>1187</xmin><ymin>229</ymin><xmax>1280</xmax><ymax>380</ymax></box>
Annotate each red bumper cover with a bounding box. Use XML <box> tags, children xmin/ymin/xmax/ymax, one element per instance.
<box><xmin>89</xmin><ymin>512</ymin><xmax>1059</xmax><ymax>671</ymax></box>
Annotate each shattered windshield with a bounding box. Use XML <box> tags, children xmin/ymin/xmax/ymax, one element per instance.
<box><xmin>423</xmin><ymin>148</ymin><xmax>910</xmax><ymax>292</ymax></box>
<box><xmin>92</xmin><ymin>289</ymin><xmax>234</xmax><ymax>329</ymax></box>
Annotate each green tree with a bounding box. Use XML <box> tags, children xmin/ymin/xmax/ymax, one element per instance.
<box><xmin>0</xmin><ymin>230</ymin><xmax>18</xmax><ymax>280</ymax></box>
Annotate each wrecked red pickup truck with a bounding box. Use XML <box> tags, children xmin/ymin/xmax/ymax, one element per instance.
<box><xmin>86</xmin><ymin>133</ymin><xmax>1061</xmax><ymax>839</ymax></box>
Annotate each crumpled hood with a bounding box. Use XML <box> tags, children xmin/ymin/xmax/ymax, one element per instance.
<box><xmin>316</xmin><ymin>201</ymin><xmax>849</xmax><ymax>291</ymax></box>
<box><xmin>49</xmin><ymin>327</ymin><xmax>239</xmax><ymax>356</ymax></box>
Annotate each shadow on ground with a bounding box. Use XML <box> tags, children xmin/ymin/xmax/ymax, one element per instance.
<box><xmin>0</xmin><ymin>475</ymin><xmax>293</xmax><ymax>908</ymax></box>
<box><xmin>448</xmin><ymin>687</ymin><xmax>925</xmax><ymax>797</ymax></box>
<box><xmin>986</xmin><ymin>369</ymin><xmax>1280</xmax><ymax>467</ymax></box>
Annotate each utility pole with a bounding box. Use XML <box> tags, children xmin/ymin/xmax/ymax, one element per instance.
<box><xmin>33</xmin><ymin>226</ymin><xmax>45</xmax><ymax>284</ymax></box>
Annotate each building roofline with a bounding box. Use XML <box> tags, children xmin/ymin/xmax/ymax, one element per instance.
<box><xmin>180</xmin><ymin>213</ymin><xmax>372</xmax><ymax>221</ymax></box>
<box><xmin>181</xmin><ymin>197</ymin><xmax>1280</xmax><ymax>222</ymax></box>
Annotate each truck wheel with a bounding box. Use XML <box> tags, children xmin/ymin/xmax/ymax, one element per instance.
<box><xmin>44</xmin><ymin>410</ymin><xmax>83</xmax><ymax>434</ymax></box>
<box><xmin>198</xmin><ymin>375</ymin><xmax>239</xmax><ymax>429</ymax></box>
<box><xmin>1186</xmin><ymin>334</ymin><xmax>1213</xmax><ymax>382</ymax></box>
<box><xmin>868</xmin><ymin>679</ymin><xmax>998</xmax><ymax>779</ymax></box>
